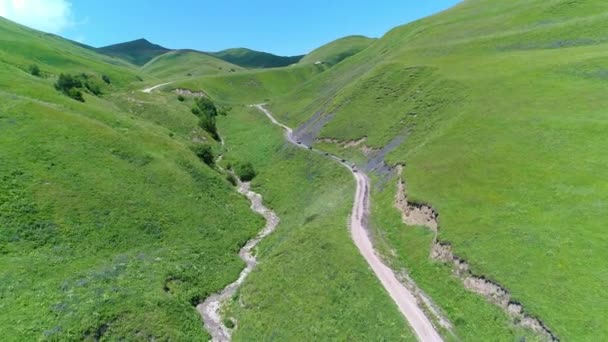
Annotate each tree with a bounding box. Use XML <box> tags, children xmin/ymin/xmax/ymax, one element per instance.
<box><xmin>177</xmin><ymin>95</ymin><xmax>185</xmax><ymax>102</ymax></box>
<box><xmin>102</xmin><ymin>75</ymin><xmax>111</xmax><ymax>84</ymax></box>
<box><xmin>29</xmin><ymin>64</ymin><xmax>40</xmax><ymax>77</ymax></box>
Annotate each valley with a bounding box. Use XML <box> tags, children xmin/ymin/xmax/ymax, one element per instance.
<box><xmin>2</xmin><ymin>0</ymin><xmax>608</xmax><ymax>340</ymax></box>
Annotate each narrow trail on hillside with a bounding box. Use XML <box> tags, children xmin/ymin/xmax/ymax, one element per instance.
<box><xmin>141</xmin><ymin>82</ymin><xmax>173</xmax><ymax>93</ymax></box>
<box><xmin>252</xmin><ymin>104</ymin><xmax>443</xmax><ymax>342</ymax></box>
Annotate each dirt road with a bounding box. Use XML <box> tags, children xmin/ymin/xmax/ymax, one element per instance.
<box><xmin>253</xmin><ymin>104</ymin><xmax>443</xmax><ymax>342</ymax></box>
<box><xmin>141</xmin><ymin>82</ymin><xmax>173</xmax><ymax>93</ymax></box>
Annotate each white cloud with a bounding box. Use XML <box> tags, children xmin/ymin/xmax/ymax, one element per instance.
<box><xmin>0</xmin><ymin>0</ymin><xmax>74</xmax><ymax>33</ymax></box>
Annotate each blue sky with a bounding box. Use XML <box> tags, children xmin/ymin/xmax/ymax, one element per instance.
<box><xmin>1</xmin><ymin>0</ymin><xmax>460</xmax><ymax>55</ymax></box>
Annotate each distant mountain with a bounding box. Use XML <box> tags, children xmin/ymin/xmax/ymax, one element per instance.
<box><xmin>300</xmin><ymin>35</ymin><xmax>375</xmax><ymax>66</ymax></box>
<box><xmin>98</xmin><ymin>38</ymin><xmax>170</xmax><ymax>66</ymax></box>
<box><xmin>210</xmin><ymin>48</ymin><xmax>303</xmax><ymax>69</ymax></box>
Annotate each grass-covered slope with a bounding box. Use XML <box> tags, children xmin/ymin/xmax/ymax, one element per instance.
<box><xmin>210</xmin><ymin>48</ymin><xmax>303</xmax><ymax>69</ymax></box>
<box><xmin>142</xmin><ymin>50</ymin><xmax>244</xmax><ymax>79</ymax></box>
<box><xmin>98</xmin><ymin>38</ymin><xmax>170</xmax><ymax>66</ymax></box>
<box><xmin>173</xmin><ymin>63</ymin><xmax>326</xmax><ymax>104</ymax></box>
<box><xmin>260</xmin><ymin>0</ymin><xmax>608</xmax><ymax>339</ymax></box>
<box><xmin>300</xmin><ymin>35</ymin><xmax>375</xmax><ymax>66</ymax></box>
<box><xmin>0</xmin><ymin>20</ymin><xmax>262</xmax><ymax>341</ymax></box>
<box><xmin>0</xmin><ymin>18</ymin><xmax>142</xmax><ymax>86</ymax></box>
<box><xmin>216</xmin><ymin>106</ymin><xmax>415</xmax><ymax>341</ymax></box>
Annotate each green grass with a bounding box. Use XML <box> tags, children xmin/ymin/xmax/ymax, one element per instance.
<box><xmin>255</xmin><ymin>1</ymin><xmax>608</xmax><ymax>339</ymax></box>
<box><xmin>142</xmin><ymin>50</ymin><xmax>244</xmax><ymax>80</ymax></box>
<box><xmin>173</xmin><ymin>63</ymin><xmax>327</xmax><ymax>105</ymax></box>
<box><xmin>0</xmin><ymin>21</ymin><xmax>263</xmax><ymax>341</ymax></box>
<box><xmin>300</xmin><ymin>35</ymin><xmax>375</xmax><ymax>66</ymax></box>
<box><xmin>210</xmin><ymin>48</ymin><xmax>303</xmax><ymax>69</ymax></box>
<box><xmin>216</xmin><ymin>106</ymin><xmax>415</xmax><ymax>341</ymax></box>
<box><xmin>4</xmin><ymin>0</ymin><xmax>608</xmax><ymax>340</ymax></box>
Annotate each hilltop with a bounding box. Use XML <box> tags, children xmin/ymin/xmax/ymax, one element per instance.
<box><xmin>300</xmin><ymin>35</ymin><xmax>375</xmax><ymax>66</ymax></box>
<box><xmin>98</xmin><ymin>38</ymin><xmax>171</xmax><ymax>66</ymax></box>
<box><xmin>209</xmin><ymin>48</ymin><xmax>303</xmax><ymax>69</ymax></box>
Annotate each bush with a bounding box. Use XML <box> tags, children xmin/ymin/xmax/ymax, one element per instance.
<box><xmin>84</xmin><ymin>81</ymin><xmax>102</xmax><ymax>95</ymax></box>
<box><xmin>29</xmin><ymin>64</ymin><xmax>40</xmax><ymax>77</ymax></box>
<box><xmin>177</xmin><ymin>95</ymin><xmax>185</xmax><ymax>102</ymax></box>
<box><xmin>192</xmin><ymin>144</ymin><xmax>214</xmax><ymax>166</ymax></box>
<box><xmin>235</xmin><ymin>162</ymin><xmax>256</xmax><ymax>182</ymax></box>
<box><xmin>55</xmin><ymin>73</ymin><xmax>82</xmax><ymax>92</ymax></box>
<box><xmin>226</xmin><ymin>174</ymin><xmax>238</xmax><ymax>186</ymax></box>
<box><xmin>191</xmin><ymin>97</ymin><xmax>221</xmax><ymax>140</ymax></box>
<box><xmin>102</xmin><ymin>75</ymin><xmax>111</xmax><ymax>84</ymax></box>
<box><xmin>224</xmin><ymin>318</ymin><xmax>236</xmax><ymax>329</ymax></box>
<box><xmin>67</xmin><ymin>88</ymin><xmax>84</xmax><ymax>102</ymax></box>
<box><xmin>198</xmin><ymin>115</ymin><xmax>219</xmax><ymax>140</ymax></box>
<box><xmin>194</xmin><ymin>97</ymin><xmax>218</xmax><ymax>118</ymax></box>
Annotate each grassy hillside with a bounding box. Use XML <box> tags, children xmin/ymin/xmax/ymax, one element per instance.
<box><xmin>98</xmin><ymin>38</ymin><xmax>170</xmax><ymax>66</ymax></box>
<box><xmin>216</xmin><ymin>106</ymin><xmax>415</xmax><ymax>341</ymax></box>
<box><xmin>173</xmin><ymin>63</ymin><xmax>326</xmax><ymax>104</ymax></box>
<box><xmin>142</xmin><ymin>50</ymin><xmax>244</xmax><ymax>79</ymax></box>
<box><xmin>0</xmin><ymin>18</ymin><xmax>143</xmax><ymax>86</ymax></box>
<box><xmin>300</xmin><ymin>35</ymin><xmax>375</xmax><ymax>66</ymax></box>
<box><xmin>254</xmin><ymin>0</ymin><xmax>608</xmax><ymax>339</ymax></box>
<box><xmin>211</xmin><ymin>48</ymin><xmax>303</xmax><ymax>69</ymax></box>
<box><xmin>0</xmin><ymin>19</ymin><xmax>264</xmax><ymax>341</ymax></box>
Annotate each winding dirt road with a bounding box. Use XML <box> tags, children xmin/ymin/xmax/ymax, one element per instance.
<box><xmin>253</xmin><ymin>104</ymin><xmax>443</xmax><ymax>342</ymax></box>
<box><xmin>141</xmin><ymin>82</ymin><xmax>173</xmax><ymax>93</ymax></box>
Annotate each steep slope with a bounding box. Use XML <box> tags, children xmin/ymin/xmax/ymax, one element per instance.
<box><xmin>300</xmin><ymin>35</ymin><xmax>375</xmax><ymax>66</ymax></box>
<box><xmin>0</xmin><ymin>17</ymin><xmax>141</xmax><ymax>85</ymax></box>
<box><xmin>98</xmin><ymin>38</ymin><xmax>170</xmax><ymax>66</ymax></box>
<box><xmin>142</xmin><ymin>50</ymin><xmax>244</xmax><ymax>79</ymax></box>
<box><xmin>259</xmin><ymin>0</ymin><xmax>608</xmax><ymax>340</ymax></box>
<box><xmin>210</xmin><ymin>48</ymin><xmax>303</xmax><ymax>68</ymax></box>
<box><xmin>0</xmin><ymin>19</ymin><xmax>262</xmax><ymax>340</ymax></box>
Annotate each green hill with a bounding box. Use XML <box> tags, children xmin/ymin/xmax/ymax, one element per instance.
<box><xmin>142</xmin><ymin>50</ymin><xmax>244</xmax><ymax>79</ymax></box>
<box><xmin>171</xmin><ymin>0</ymin><xmax>608</xmax><ymax>340</ymax></box>
<box><xmin>300</xmin><ymin>35</ymin><xmax>375</xmax><ymax>66</ymax></box>
<box><xmin>98</xmin><ymin>38</ymin><xmax>170</xmax><ymax>66</ymax></box>
<box><xmin>210</xmin><ymin>48</ymin><xmax>303</xmax><ymax>69</ymax></box>
<box><xmin>0</xmin><ymin>18</ymin><xmax>262</xmax><ymax>340</ymax></box>
<box><xmin>4</xmin><ymin>0</ymin><xmax>608</xmax><ymax>340</ymax></box>
<box><xmin>259</xmin><ymin>0</ymin><xmax>608</xmax><ymax>340</ymax></box>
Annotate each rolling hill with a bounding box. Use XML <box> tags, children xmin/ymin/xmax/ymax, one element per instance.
<box><xmin>0</xmin><ymin>17</ymin><xmax>263</xmax><ymax>340</ymax></box>
<box><xmin>171</xmin><ymin>0</ymin><xmax>608</xmax><ymax>340</ymax></box>
<box><xmin>300</xmin><ymin>35</ymin><xmax>375</xmax><ymax>66</ymax></box>
<box><xmin>210</xmin><ymin>48</ymin><xmax>303</xmax><ymax>69</ymax></box>
<box><xmin>3</xmin><ymin>0</ymin><xmax>608</xmax><ymax>340</ymax></box>
<box><xmin>142</xmin><ymin>50</ymin><xmax>244</xmax><ymax>79</ymax></box>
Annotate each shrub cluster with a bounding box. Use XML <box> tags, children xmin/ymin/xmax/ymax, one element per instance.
<box><xmin>191</xmin><ymin>144</ymin><xmax>215</xmax><ymax>166</ymax></box>
<box><xmin>54</xmin><ymin>73</ymin><xmax>104</xmax><ymax>102</ymax></box>
<box><xmin>29</xmin><ymin>64</ymin><xmax>41</xmax><ymax>77</ymax></box>
<box><xmin>191</xmin><ymin>97</ymin><xmax>220</xmax><ymax>140</ymax></box>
